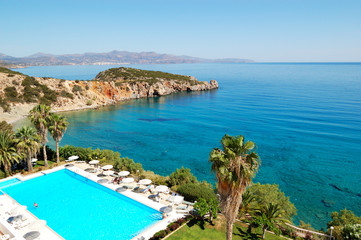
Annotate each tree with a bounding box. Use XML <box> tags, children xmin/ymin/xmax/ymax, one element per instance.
<box><xmin>15</xmin><ymin>126</ymin><xmax>40</xmax><ymax>172</ymax></box>
<box><xmin>254</xmin><ymin>203</ymin><xmax>286</xmax><ymax>239</ymax></box>
<box><xmin>168</xmin><ymin>166</ymin><xmax>197</xmax><ymax>187</ymax></box>
<box><xmin>29</xmin><ymin>104</ymin><xmax>52</xmax><ymax>166</ymax></box>
<box><xmin>245</xmin><ymin>183</ymin><xmax>297</xmax><ymax>221</ymax></box>
<box><xmin>194</xmin><ymin>198</ymin><xmax>219</xmax><ymax>224</ymax></box>
<box><xmin>0</xmin><ymin>131</ymin><xmax>20</xmax><ymax>175</ymax></box>
<box><xmin>209</xmin><ymin>134</ymin><xmax>260</xmax><ymax>240</ymax></box>
<box><xmin>239</xmin><ymin>190</ymin><xmax>256</xmax><ymax>218</ymax></box>
<box><xmin>49</xmin><ymin>114</ymin><xmax>69</xmax><ymax>163</ymax></box>
<box><xmin>342</xmin><ymin>224</ymin><xmax>361</xmax><ymax>240</ymax></box>
<box><xmin>328</xmin><ymin>209</ymin><xmax>361</xmax><ymax>240</ymax></box>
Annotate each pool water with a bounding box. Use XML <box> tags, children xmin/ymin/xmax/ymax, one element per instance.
<box><xmin>0</xmin><ymin>178</ymin><xmax>21</xmax><ymax>189</ymax></box>
<box><xmin>1</xmin><ymin>169</ymin><xmax>161</xmax><ymax>240</ymax></box>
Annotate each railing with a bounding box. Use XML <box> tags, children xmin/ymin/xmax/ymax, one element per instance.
<box><xmin>285</xmin><ymin>223</ymin><xmax>332</xmax><ymax>239</ymax></box>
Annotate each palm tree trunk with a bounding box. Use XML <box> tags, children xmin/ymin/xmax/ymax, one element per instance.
<box><xmin>226</xmin><ymin>221</ymin><xmax>233</xmax><ymax>240</ymax></box>
<box><xmin>27</xmin><ymin>152</ymin><xmax>33</xmax><ymax>171</ymax></box>
<box><xmin>4</xmin><ymin>161</ymin><xmax>11</xmax><ymax>176</ymax></box>
<box><xmin>262</xmin><ymin>226</ymin><xmax>267</xmax><ymax>239</ymax></box>
<box><xmin>43</xmin><ymin>144</ymin><xmax>48</xmax><ymax>167</ymax></box>
<box><xmin>56</xmin><ymin>140</ymin><xmax>60</xmax><ymax>163</ymax></box>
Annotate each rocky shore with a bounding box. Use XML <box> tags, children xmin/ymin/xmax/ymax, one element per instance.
<box><xmin>0</xmin><ymin>68</ymin><xmax>218</xmax><ymax>123</ymax></box>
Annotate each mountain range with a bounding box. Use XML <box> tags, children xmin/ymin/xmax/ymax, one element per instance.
<box><xmin>0</xmin><ymin>51</ymin><xmax>253</xmax><ymax>67</ymax></box>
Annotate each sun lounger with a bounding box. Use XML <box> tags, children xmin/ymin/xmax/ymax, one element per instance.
<box><xmin>140</xmin><ymin>185</ymin><xmax>151</xmax><ymax>193</ymax></box>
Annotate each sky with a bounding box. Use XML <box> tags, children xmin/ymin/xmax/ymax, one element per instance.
<box><xmin>0</xmin><ymin>0</ymin><xmax>361</xmax><ymax>62</ymax></box>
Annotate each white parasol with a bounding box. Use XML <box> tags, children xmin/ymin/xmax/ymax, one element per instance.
<box><xmin>118</xmin><ymin>171</ymin><xmax>130</xmax><ymax>177</ymax></box>
<box><xmin>103</xmin><ymin>170</ymin><xmax>115</xmax><ymax>176</ymax></box>
<box><xmin>68</xmin><ymin>156</ymin><xmax>79</xmax><ymax>161</ymax></box>
<box><xmin>155</xmin><ymin>185</ymin><xmax>169</xmax><ymax>193</ymax></box>
<box><xmin>102</xmin><ymin>165</ymin><xmax>113</xmax><ymax>170</ymax></box>
<box><xmin>122</xmin><ymin>177</ymin><xmax>134</xmax><ymax>184</ymax></box>
<box><xmin>89</xmin><ymin>160</ymin><xmax>99</xmax><ymax>165</ymax></box>
<box><xmin>139</xmin><ymin>179</ymin><xmax>152</xmax><ymax>185</ymax></box>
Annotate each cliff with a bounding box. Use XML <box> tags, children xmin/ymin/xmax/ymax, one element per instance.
<box><xmin>0</xmin><ymin>67</ymin><xmax>218</xmax><ymax>122</ymax></box>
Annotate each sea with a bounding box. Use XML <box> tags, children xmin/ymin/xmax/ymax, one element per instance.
<box><xmin>13</xmin><ymin>63</ymin><xmax>361</xmax><ymax>230</ymax></box>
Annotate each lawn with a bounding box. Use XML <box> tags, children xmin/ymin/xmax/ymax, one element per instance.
<box><xmin>168</xmin><ymin>216</ymin><xmax>285</xmax><ymax>240</ymax></box>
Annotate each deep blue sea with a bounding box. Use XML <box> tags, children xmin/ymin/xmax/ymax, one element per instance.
<box><xmin>14</xmin><ymin>63</ymin><xmax>361</xmax><ymax>229</ymax></box>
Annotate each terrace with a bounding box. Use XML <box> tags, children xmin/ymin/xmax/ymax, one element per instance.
<box><xmin>0</xmin><ymin>163</ymin><xmax>191</xmax><ymax>240</ymax></box>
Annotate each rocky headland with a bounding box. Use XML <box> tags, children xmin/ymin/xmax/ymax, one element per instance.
<box><xmin>0</xmin><ymin>67</ymin><xmax>218</xmax><ymax>123</ymax></box>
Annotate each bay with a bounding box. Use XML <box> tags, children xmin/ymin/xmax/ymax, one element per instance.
<box><xmin>14</xmin><ymin>63</ymin><xmax>361</xmax><ymax>229</ymax></box>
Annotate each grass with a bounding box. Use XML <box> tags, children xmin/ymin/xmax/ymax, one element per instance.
<box><xmin>168</xmin><ymin>216</ymin><xmax>285</xmax><ymax>240</ymax></box>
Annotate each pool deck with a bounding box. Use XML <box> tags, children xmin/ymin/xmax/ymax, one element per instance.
<box><xmin>0</xmin><ymin>165</ymin><xmax>188</xmax><ymax>240</ymax></box>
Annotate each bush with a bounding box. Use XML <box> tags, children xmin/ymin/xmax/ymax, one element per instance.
<box><xmin>72</xmin><ymin>85</ymin><xmax>82</xmax><ymax>93</ymax></box>
<box><xmin>113</xmin><ymin>157</ymin><xmax>143</xmax><ymax>173</ymax></box>
<box><xmin>177</xmin><ymin>182</ymin><xmax>217</xmax><ymax>202</ymax></box>
<box><xmin>75</xmin><ymin>80</ymin><xmax>80</xmax><ymax>83</ymax></box>
<box><xmin>60</xmin><ymin>90</ymin><xmax>74</xmax><ymax>99</ymax></box>
<box><xmin>37</xmin><ymin>145</ymin><xmax>56</xmax><ymax>161</ymax></box>
<box><xmin>0</xmin><ymin>121</ymin><xmax>13</xmax><ymax>132</ymax></box>
<box><xmin>85</xmin><ymin>85</ymin><xmax>89</xmax><ymax>90</ymax></box>
<box><xmin>176</xmin><ymin>218</ymin><xmax>187</xmax><ymax>225</ymax></box>
<box><xmin>4</xmin><ymin>86</ymin><xmax>18</xmax><ymax>100</ymax></box>
<box><xmin>86</xmin><ymin>100</ymin><xmax>93</xmax><ymax>106</ymax></box>
<box><xmin>167</xmin><ymin>222</ymin><xmax>180</xmax><ymax>231</ymax></box>
<box><xmin>59</xmin><ymin>145</ymin><xmax>93</xmax><ymax>162</ymax></box>
<box><xmin>149</xmin><ymin>230</ymin><xmax>167</xmax><ymax>240</ymax></box>
<box><xmin>168</xmin><ymin>166</ymin><xmax>197</xmax><ymax>187</ymax></box>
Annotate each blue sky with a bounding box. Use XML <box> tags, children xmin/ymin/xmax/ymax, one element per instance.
<box><xmin>1</xmin><ymin>0</ymin><xmax>360</xmax><ymax>62</ymax></box>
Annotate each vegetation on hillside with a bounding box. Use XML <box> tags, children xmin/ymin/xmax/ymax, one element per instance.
<box><xmin>94</xmin><ymin>67</ymin><xmax>203</xmax><ymax>86</ymax></box>
<box><xmin>0</xmin><ymin>68</ymin><xmax>72</xmax><ymax>111</ymax></box>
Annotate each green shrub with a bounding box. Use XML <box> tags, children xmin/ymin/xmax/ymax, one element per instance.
<box><xmin>113</xmin><ymin>157</ymin><xmax>143</xmax><ymax>173</ymax></box>
<box><xmin>86</xmin><ymin>100</ymin><xmax>93</xmax><ymax>106</ymax></box>
<box><xmin>4</xmin><ymin>86</ymin><xmax>18</xmax><ymax>100</ymax></box>
<box><xmin>72</xmin><ymin>85</ymin><xmax>82</xmax><ymax>92</ymax></box>
<box><xmin>149</xmin><ymin>230</ymin><xmax>167</xmax><ymax>240</ymax></box>
<box><xmin>60</xmin><ymin>90</ymin><xmax>74</xmax><ymax>99</ymax></box>
<box><xmin>167</xmin><ymin>222</ymin><xmax>180</xmax><ymax>231</ymax></box>
<box><xmin>0</xmin><ymin>121</ymin><xmax>13</xmax><ymax>132</ymax></box>
<box><xmin>177</xmin><ymin>182</ymin><xmax>217</xmax><ymax>202</ymax></box>
<box><xmin>168</xmin><ymin>166</ymin><xmax>197</xmax><ymax>187</ymax></box>
<box><xmin>22</xmin><ymin>76</ymin><xmax>40</xmax><ymax>87</ymax></box>
<box><xmin>75</xmin><ymin>80</ymin><xmax>80</xmax><ymax>83</ymax></box>
<box><xmin>0</xmin><ymin>97</ymin><xmax>10</xmax><ymax>112</ymax></box>
<box><xmin>85</xmin><ymin>85</ymin><xmax>89</xmax><ymax>90</ymax></box>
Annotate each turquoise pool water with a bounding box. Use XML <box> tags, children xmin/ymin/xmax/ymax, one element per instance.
<box><xmin>1</xmin><ymin>169</ymin><xmax>161</xmax><ymax>240</ymax></box>
<box><xmin>0</xmin><ymin>178</ymin><xmax>21</xmax><ymax>189</ymax></box>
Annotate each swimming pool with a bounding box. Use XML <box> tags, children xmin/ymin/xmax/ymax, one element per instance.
<box><xmin>1</xmin><ymin>169</ymin><xmax>161</xmax><ymax>240</ymax></box>
<box><xmin>0</xmin><ymin>178</ymin><xmax>21</xmax><ymax>189</ymax></box>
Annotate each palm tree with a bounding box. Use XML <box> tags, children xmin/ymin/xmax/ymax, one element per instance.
<box><xmin>239</xmin><ymin>190</ymin><xmax>256</xmax><ymax>219</ymax></box>
<box><xmin>0</xmin><ymin>131</ymin><xmax>20</xmax><ymax>175</ymax></box>
<box><xmin>49</xmin><ymin>114</ymin><xmax>69</xmax><ymax>163</ymax></box>
<box><xmin>29</xmin><ymin>104</ymin><xmax>52</xmax><ymax>167</ymax></box>
<box><xmin>209</xmin><ymin>134</ymin><xmax>260</xmax><ymax>240</ymax></box>
<box><xmin>254</xmin><ymin>203</ymin><xmax>286</xmax><ymax>239</ymax></box>
<box><xmin>15</xmin><ymin>126</ymin><xmax>40</xmax><ymax>172</ymax></box>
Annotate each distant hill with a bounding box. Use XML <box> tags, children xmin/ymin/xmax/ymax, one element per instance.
<box><xmin>0</xmin><ymin>50</ymin><xmax>253</xmax><ymax>66</ymax></box>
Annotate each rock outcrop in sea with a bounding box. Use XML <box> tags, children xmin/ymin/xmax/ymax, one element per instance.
<box><xmin>0</xmin><ymin>67</ymin><xmax>218</xmax><ymax>122</ymax></box>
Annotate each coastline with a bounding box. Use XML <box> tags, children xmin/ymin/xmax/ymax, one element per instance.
<box><xmin>2</xmin><ymin>103</ymin><xmax>103</xmax><ymax>124</ymax></box>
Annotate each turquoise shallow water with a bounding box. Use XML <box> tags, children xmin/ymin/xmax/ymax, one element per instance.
<box><xmin>15</xmin><ymin>63</ymin><xmax>361</xmax><ymax>229</ymax></box>
<box><xmin>2</xmin><ymin>169</ymin><xmax>161</xmax><ymax>240</ymax></box>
